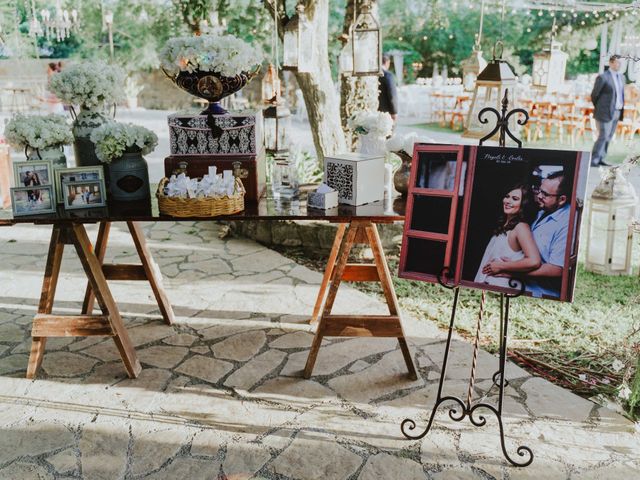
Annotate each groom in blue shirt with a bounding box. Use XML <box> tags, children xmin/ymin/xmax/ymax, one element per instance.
<box><xmin>525</xmin><ymin>171</ymin><xmax>570</xmax><ymax>298</ymax></box>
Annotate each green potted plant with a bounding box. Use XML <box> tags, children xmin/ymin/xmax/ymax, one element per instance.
<box><xmin>4</xmin><ymin>113</ymin><xmax>73</xmax><ymax>168</ymax></box>
<box><xmin>90</xmin><ymin>122</ymin><xmax>157</xmax><ymax>201</ymax></box>
<box><xmin>49</xmin><ymin>61</ymin><xmax>125</xmax><ymax>167</ymax></box>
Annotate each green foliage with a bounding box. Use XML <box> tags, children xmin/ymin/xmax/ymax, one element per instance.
<box><xmin>174</xmin><ymin>0</ymin><xmax>213</xmax><ymax>33</ymax></box>
<box><xmin>378</xmin><ymin>0</ymin><xmax>630</xmax><ymax>78</ymax></box>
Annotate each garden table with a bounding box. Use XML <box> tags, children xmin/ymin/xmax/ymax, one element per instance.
<box><xmin>0</xmin><ymin>194</ymin><xmax>417</xmax><ymax>381</ymax></box>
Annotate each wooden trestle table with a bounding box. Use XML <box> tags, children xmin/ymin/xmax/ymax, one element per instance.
<box><xmin>0</xmin><ymin>195</ymin><xmax>417</xmax><ymax>381</ymax></box>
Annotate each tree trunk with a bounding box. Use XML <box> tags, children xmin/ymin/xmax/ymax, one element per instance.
<box><xmin>339</xmin><ymin>0</ymin><xmax>380</xmax><ymax>150</ymax></box>
<box><xmin>265</xmin><ymin>0</ymin><xmax>346</xmax><ymax>164</ymax></box>
<box><xmin>294</xmin><ymin>1</ymin><xmax>346</xmax><ymax>163</ymax></box>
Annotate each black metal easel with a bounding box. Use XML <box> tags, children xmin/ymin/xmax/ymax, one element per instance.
<box><xmin>401</xmin><ymin>90</ymin><xmax>534</xmax><ymax>468</ymax></box>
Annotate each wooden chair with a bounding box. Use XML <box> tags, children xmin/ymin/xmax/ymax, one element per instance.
<box><xmin>555</xmin><ymin>102</ymin><xmax>583</xmax><ymax>147</ymax></box>
<box><xmin>522</xmin><ymin>100</ymin><xmax>543</xmax><ymax>142</ymax></box>
<box><xmin>449</xmin><ymin>95</ymin><xmax>471</xmax><ymax>131</ymax></box>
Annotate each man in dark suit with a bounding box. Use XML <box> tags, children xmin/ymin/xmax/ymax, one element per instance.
<box><xmin>378</xmin><ymin>55</ymin><xmax>398</xmax><ymax>121</ymax></box>
<box><xmin>591</xmin><ymin>55</ymin><xmax>625</xmax><ymax>167</ymax></box>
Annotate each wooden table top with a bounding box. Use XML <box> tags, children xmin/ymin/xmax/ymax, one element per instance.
<box><xmin>0</xmin><ymin>193</ymin><xmax>407</xmax><ymax>226</ymax></box>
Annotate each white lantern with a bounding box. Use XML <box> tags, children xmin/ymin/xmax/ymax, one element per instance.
<box><xmin>339</xmin><ymin>41</ymin><xmax>353</xmax><ymax>75</ymax></box>
<box><xmin>532</xmin><ymin>41</ymin><xmax>568</xmax><ymax>93</ymax></box>
<box><xmin>461</xmin><ymin>48</ymin><xmax>488</xmax><ymax>92</ymax></box>
<box><xmin>351</xmin><ymin>0</ymin><xmax>381</xmax><ymax>76</ymax></box>
<box><xmin>585</xmin><ymin>167</ymin><xmax>638</xmax><ymax>276</ymax></box>
<box><xmin>463</xmin><ymin>48</ymin><xmax>518</xmax><ymax>139</ymax></box>
<box><xmin>283</xmin><ymin>4</ymin><xmax>314</xmax><ymax>73</ymax></box>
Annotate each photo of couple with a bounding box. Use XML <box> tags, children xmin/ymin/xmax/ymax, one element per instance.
<box><xmin>63</xmin><ymin>180</ymin><xmax>106</xmax><ymax>210</ymax></box>
<box><xmin>66</xmin><ymin>185</ymin><xmax>101</xmax><ymax>206</ymax></box>
<box><xmin>398</xmin><ymin>144</ymin><xmax>588</xmax><ymax>303</ymax></box>
<box><xmin>462</xmin><ymin>148</ymin><xmax>588</xmax><ymax>302</ymax></box>
<box><xmin>472</xmin><ymin>172</ymin><xmax>570</xmax><ymax>298</ymax></box>
<box><xmin>14</xmin><ymin>162</ymin><xmax>52</xmax><ymax>203</ymax></box>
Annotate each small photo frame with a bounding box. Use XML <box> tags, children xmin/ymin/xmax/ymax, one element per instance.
<box><xmin>13</xmin><ymin>160</ymin><xmax>53</xmax><ymax>188</ymax></box>
<box><xmin>54</xmin><ymin>166</ymin><xmax>105</xmax><ymax>204</ymax></box>
<box><xmin>10</xmin><ymin>185</ymin><xmax>56</xmax><ymax>216</ymax></box>
<box><xmin>62</xmin><ymin>180</ymin><xmax>107</xmax><ymax>210</ymax></box>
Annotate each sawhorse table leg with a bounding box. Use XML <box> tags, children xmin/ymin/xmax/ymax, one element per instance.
<box><xmin>27</xmin><ymin>221</ymin><xmax>174</xmax><ymax>379</ymax></box>
<box><xmin>28</xmin><ymin>223</ymin><xmax>141</xmax><ymax>379</ymax></box>
<box><xmin>305</xmin><ymin>220</ymin><xmax>417</xmax><ymax>380</ymax></box>
<box><xmin>82</xmin><ymin>221</ymin><xmax>174</xmax><ymax>325</ymax></box>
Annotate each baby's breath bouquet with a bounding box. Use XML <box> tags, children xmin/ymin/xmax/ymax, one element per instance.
<box><xmin>90</xmin><ymin>122</ymin><xmax>158</xmax><ymax>164</ymax></box>
<box><xmin>49</xmin><ymin>61</ymin><xmax>125</xmax><ymax>109</ymax></box>
<box><xmin>159</xmin><ymin>33</ymin><xmax>262</xmax><ymax>77</ymax></box>
<box><xmin>4</xmin><ymin>113</ymin><xmax>73</xmax><ymax>150</ymax></box>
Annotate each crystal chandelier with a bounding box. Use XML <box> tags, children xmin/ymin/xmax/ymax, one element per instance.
<box><xmin>29</xmin><ymin>0</ymin><xmax>80</xmax><ymax>42</ymax></box>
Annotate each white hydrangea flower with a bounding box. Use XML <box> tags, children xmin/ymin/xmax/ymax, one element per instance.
<box><xmin>159</xmin><ymin>33</ymin><xmax>262</xmax><ymax>77</ymax></box>
<box><xmin>48</xmin><ymin>61</ymin><xmax>125</xmax><ymax>109</ymax></box>
<box><xmin>90</xmin><ymin>122</ymin><xmax>158</xmax><ymax>164</ymax></box>
<box><xmin>4</xmin><ymin>113</ymin><xmax>73</xmax><ymax>150</ymax></box>
<box><xmin>348</xmin><ymin>111</ymin><xmax>394</xmax><ymax>138</ymax></box>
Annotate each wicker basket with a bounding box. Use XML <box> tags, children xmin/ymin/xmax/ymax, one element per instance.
<box><xmin>157</xmin><ymin>177</ymin><xmax>245</xmax><ymax>217</ymax></box>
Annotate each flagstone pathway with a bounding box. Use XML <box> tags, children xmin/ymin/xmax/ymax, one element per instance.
<box><xmin>0</xmin><ymin>222</ymin><xmax>638</xmax><ymax>479</ymax></box>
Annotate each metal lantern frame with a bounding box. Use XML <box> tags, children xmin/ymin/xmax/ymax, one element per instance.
<box><xmin>532</xmin><ymin>41</ymin><xmax>568</xmax><ymax>93</ymax></box>
<box><xmin>263</xmin><ymin>103</ymin><xmax>292</xmax><ymax>155</ymax></box>
<box><xmin>585</xmin><ymin>172</ymin><xmax>638</xmax><ymax>276</ymax></box>
<box><xmin>463</xmin><ymin>43</ymin><xmax>518</xmax><ymax>139</ymax></box>
<box><xmin>350</xmin><ymin>0</ymin><xmax>382</xmax><ymax>77</ymax></box>
<box><xmin>461</xmin><ymin>47</ymin><xmax>488</xmax><ymax>93</ymax></box>
<box><xmin>282</xmin><ymin>3</ymin><xmax>314</xmax><ymax>73</ymax></box>
<box><xmin>261</xmin><ymin>63</ymin><xmax>282</xmax><ymax>104</ymax></box>
<box><xmin>339</xmin><ymin>40</ymin><xmax>354</xmax><ymax>75</ymax></box>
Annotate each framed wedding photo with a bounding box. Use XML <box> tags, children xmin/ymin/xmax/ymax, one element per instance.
<box><xmin>54</xmin><ymin>166</ymin><xmax>104</xmax><ymax>204</ymax></box>
<box><xmin>13</xmin><ymin>160</ymin><xmax>53</xmax><ymax>188</ymax></box>
<box><xmin>62</xmin><ymin>180</ymin><xmax>107</xmax><ymax>210</ymax></box>
<box><xmin>399</xmin><ymin>144</ymin><xmax>590</xmax><ymax>303</ymax></box>
<box><xmin>10</xmin><ymin>185</ymin><xmax>56</xmax><ymax>216</ymax></box>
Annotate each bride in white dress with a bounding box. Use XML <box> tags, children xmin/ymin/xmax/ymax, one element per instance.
<box><xmin>474</xmin><ymin>184</ymin><xmax>541</xmax><ymax>288</ymax></box>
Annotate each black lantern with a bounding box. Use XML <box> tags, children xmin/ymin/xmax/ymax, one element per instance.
<box><xmin>264</xmin><ymin>103</ymin><xmax>291</xmax><ymax>155</ymax></box>
<box><xmin>283</xmin><ymin>4</ymin><xmax>314</xmax><ymax>72</ymax></box>
<box><xmin>351</xmin><ymin>0</ymin><xmax>381</xmax><ymax>76</ymax></box>
<box><xmin>463</xmin><ymin>43</ymin><xmax>517</xmax><ymax>139</ymax></box>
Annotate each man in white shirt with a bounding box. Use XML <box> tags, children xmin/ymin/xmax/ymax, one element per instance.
<box><xmin>590</xmin><ymin>55</ymin><xmax>625</xmax><ymax>167</ymax></box>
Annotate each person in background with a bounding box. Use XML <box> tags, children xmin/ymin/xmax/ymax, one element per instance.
<box><xmin>590</xmin><ymin>54</ymin><xmax>625</xmax><ymax>167</ymax></box>
<box><xmin>378</xmin><ymin>54</ymin><xmax>398</xmax><ymax>122</ymax></box>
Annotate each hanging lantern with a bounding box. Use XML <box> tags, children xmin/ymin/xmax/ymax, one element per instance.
<box><xmin>461</xmin><ymin>47</ymin><xmax>488</xmax><ymax>92</ymax></box>
<box><xmin>351</xmin><ymin>0</ymin><xmax>381</xmax><ymax>76</ymax></box>
<box><xmin>532</xmin><ymin>41</ymin><xmax>568</xmax><ymax>93</ymax></box>
<box><xmin>585</xmin><ymin>166</ymin><xmax>638</xmax><ymax>276</ymax></box>
<box><xmin>263</xmin><ymin>103</ymin><xmax>291</xmax><ymax>155</ymax></box>
<box><xmin>283</xmin><ymin>4</ymin><xmax>314</xmax><ymax>72</ymax></box>
<box><xmin>261</xmin><ymin>63</ymin><xmax>281</xmax><ymax>104</ymax></box>
<box><xmin>463</xmin><ymin>43</ymin><xmax>518</xmax><ymax>139</ymax></box>
<box><xmin>339</xmin><ymin>40</ymin><xmax>353</xmax><ymax>75</ymax></box>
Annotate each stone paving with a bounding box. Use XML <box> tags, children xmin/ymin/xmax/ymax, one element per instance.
<box><xmin>0</xmin><ymin>221</ymin><xmax>638</xmax><ymax>480</ymax></box>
